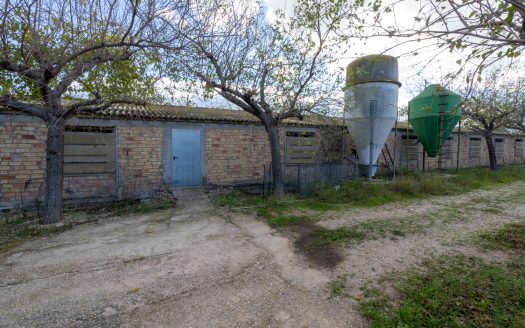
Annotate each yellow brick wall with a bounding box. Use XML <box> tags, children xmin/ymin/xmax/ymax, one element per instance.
<box><xmin>118</xmin><ymin>127</ymin><xmax>163</xmax><ymax>197</ymax></box>
<box><xmin>0</xmin><ymin>120</ymin><xmax>47</xmax><ymax>207</ymax></box>
<box><xmin>206</xmin><ymin>129</ymin><xmax>270</xmax><ymax>185</ymax></box>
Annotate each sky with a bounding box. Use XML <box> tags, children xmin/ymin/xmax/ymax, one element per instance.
<box><xmin>161</xmin><ymin>0</ymin><xmax>520</xmax><ymax>117</ymax></box>
<box><xmin>264</xmin><ymin>0</ymin><xmax>471</xmax><ymax>104</ymax></box>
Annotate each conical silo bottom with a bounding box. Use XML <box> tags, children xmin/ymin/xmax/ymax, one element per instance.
<box><xmin>358</xmin><ymin>164</ymin><xmax>378</xmax><ymax>177</ymax></box>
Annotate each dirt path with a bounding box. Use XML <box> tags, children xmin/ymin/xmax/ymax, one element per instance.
<box><xmin>0</xmin><ymin>189</ymin><xmax>365</xmax><ymax>328</ymax></box>
<box><xmin>319</xmin><ymin>181</ymin><xmax>525</xmax><ymax>229</ymax></box>
<box><xmin>0</xmin><ymin>182</ymin><xmax>523</xmax><ymax>327</ymax></box>
<box><xmin>306</xmin><ymin>181</ymin><xmax>525</xmax><ymax>298</ymax></box>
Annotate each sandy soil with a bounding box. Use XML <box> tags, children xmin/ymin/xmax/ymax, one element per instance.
<box><xmin>0</xmin><ymin>183</ymin><xmax>524</xmax><ymax>327</ymax></box>
<box><xmin>0</xmin><ymin>188</ymin><xmax>363</xmax><ymax>328</ymax></box>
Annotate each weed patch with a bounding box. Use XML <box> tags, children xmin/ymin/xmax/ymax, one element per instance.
<box><xmin>477</xmin><ymin>222</ymin><xmax>525</xmax><ymax>251</ymax></box>
<box><xmin>268</xmin><ymin>215</ymin><xmax>313</xmax><ymax>227</ymax></box>
<box><xmin>300</xmin><ymin>206</ymin><xmax>469</xmax><ymax>249</ymax></box>
<box><xmin>313</xmin><ymin>166</ymin><xmax>525</xmax><ymax>206</ymax></box>
<box><xmin>213</xmin><ymin>167</ymin><xmax>525</xmax><ymax>226</ymax></box>
<box><xmin>327</xmin><ymin>274</ymin><xmax>349</xmax><ymax>299</ymax></box>
<box><xmin>314</xmin><ymin>227</ymin><xmax>367</xmax><ymax>246</ymax></box>
<box><xmin>359</xmin><ymin>255</ymin><xmax>525</xmax><ymax>328</ymax></box>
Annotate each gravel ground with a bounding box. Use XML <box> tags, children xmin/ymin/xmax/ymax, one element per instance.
<box><xmin>1</xmin><ymin>183</ymin><xmax>523</xmax><ymax>327</ymax></box>
<box><xmin>0</xmin><ymin>189</ymin><xmax>364</xmax><ymax>328</ymax></box>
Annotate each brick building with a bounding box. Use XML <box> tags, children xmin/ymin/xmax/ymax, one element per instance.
<box><xmin>1</xmin><ymin>104</ymin><xmax>524</xmax><ymax>211</ymax></box>
<box><xmin>0</xmin><ymin>105</ymin><xmax>332</xmax><ymax>211</ymax></box>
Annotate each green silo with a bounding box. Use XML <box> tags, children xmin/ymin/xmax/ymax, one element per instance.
<box><xmin>408</xmin><ymin>85</ymin><xmax>462</xmax><ymax>157</ymax></box>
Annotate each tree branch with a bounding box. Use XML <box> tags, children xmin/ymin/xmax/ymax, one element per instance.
<box><xmin>0</xmin><ymin>95</ymin><xmax>49</xmax><ymax>120</ymax></box>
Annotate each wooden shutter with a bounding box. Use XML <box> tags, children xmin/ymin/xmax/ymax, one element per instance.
<box><xmin>469</xmin><ymin>137</ymin><xmax>481</xmax><ymax>160</ymax></box>
<box><xmin>64</xmin><ymin>127</ymin><xmax>116</xmax><ymax>175</ymax></box>
<box><xmin>285</xmin><ymin>131</ymin><xmax>318</xmax><ymax>164</ymax></box>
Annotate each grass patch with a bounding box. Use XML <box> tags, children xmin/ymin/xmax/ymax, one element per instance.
<box><xmin>212</xmin><ymin>190</ymin><xmax>324</xmax><ymax>225</ymax></box>
<box><xmin>477</xmin><ymin>222</ymin><xmax>525</xmax><ymax>251</ymax></box>
<box><xmin>0</xmin><ymin>218</ymin><xmax>73</xmax><ymax>243</ymax></box>
<box><xmin>302</xmin><ymin>206</ymin><xmax>469</xmax><ymax>249</ymax></box>
<box><xmin>314</xmin><ymin>227</ymin><xmax>367</xmax><ymax>246</ymax></box>
<box><xmin>313</xmin><ymin>166</ymin><xmax>525</xmax><ymax>207</ymax></box>
<box><xmin>67</xmin><ymin>197</ymin><xmax>176</xmax><ymax>220</ymax></box>
<box><xmin>359</xmin><ymin>255</ymin><xmax>525</xmax><ymax>328</ymax></box>
<box><xmin>327</xmin><ymin>274</ymin><xmax>349</xmax><ymax>299</ymax></box>
<box><xmin>268</xmin><ymin>215</ymin><xmax>313</xmax><ymax>227</ymax></box>
<box><xmin>213</xmin><ymin>167</ymin><xmax>525</xmax><ymax>227</ymax></box>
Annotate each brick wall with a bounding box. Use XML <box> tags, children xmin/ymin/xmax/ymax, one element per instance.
<box><xmin>376</xmin><ymin>132</ymin><xmax>523</xmax><ymax>171</ymax></box>
<box><xmin>118</xmin><ymin>127</ymin><xmax>163</xmax><ymax>198</ymax></box>
<box><xmin>0</xmin><ymin>120</ymin><xmax>165</xmax><ymax>209</ymax></box>
<box><xmin>206</xmin><ymin>128</ymin><xmax>270</xmax><ymax>185</ymax></box>
<box><xmin>63</xmin><ymin>175</ymin><xmax>116</xmax><ymax>201</ymax></box>
<box><xmin>0</xmin><ymin>120</ymin><xmax>47</xmax><ymax>208</ymax></box>
<box><xmin>1</xmin><ymin>113</ymin><xmax>524</xmax><ymax>210</ymax></box>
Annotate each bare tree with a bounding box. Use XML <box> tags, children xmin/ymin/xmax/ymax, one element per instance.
<box><xmin>372</xmin><ymin>0</ymin><xmax>525</xmax><ymax>79</ymax></box>
<box><xmin>0</xmin><ymin>0</ymin><xmax>186</xmax><ymax>223</ymax></box>
<box><xmin>460</xmin><ymin>70</ymin><xmax>518</xmax><ymax>169</ymax></box>
<box><xmin>168</xmin><ymin>0</ymin><xmax>362</xmax><ymax>195</ymax></box>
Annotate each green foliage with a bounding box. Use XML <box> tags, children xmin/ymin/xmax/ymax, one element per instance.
<box><xmin>72</xmin><ymin>53</ymin><xmax>163</xmax><ymax>103</ymax></box>
<box><xmin>268</xmin><ymin>215</ymin><xmax>313</xmax><ymax>227</ymax></box>
<box><xmin>477</xmin><ymin>223</ymin><xmax>525</xmax><ymax>251</ymax></box>
<box><xmin>313</xmin><ymin>166</ymin><xmax>525</xmax><ymax>206</ymax></box>
<box><xmin>359</xmin><ymin>255</ymin><xmax>525</xmax><ymax>328</ymax></box>
<box><xmin>1</xmin><ymin>1</ymin><xmax>166</xmax><ymax>104</ymax></box>
<box><xmin>214</xmin><ymin>167</ymin><xmax>525</xmax><ymax>227</ymax></box>
<box><xmin>313</xmin><ymin>227</ymin><xmax>367</xmax><ymax>246</ymax></box>
<box><xmin>461</xmin><ymin>70</ymin><xmax>521</xmax><ymax>137</ymax></box>
<box><xmin>327</xmin><ymin>274</ymin><xmax>349</xmax><ymax>299</ymax></box>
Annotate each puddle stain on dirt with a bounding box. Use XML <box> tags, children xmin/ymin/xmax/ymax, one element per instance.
<box><xmin>288</xmin><ymin>223</ymin><xmax>343</xmax><ymax>269</ymax></box>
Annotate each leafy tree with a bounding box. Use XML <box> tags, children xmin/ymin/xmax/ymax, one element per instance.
<box><xmin>460</xmin><ymin>71</ymin><xmax>518</xmax><ymax>169</ymax></box>
<box><xmin>507</xmin><ymin>77</ymin><xmax>525</xmax><ymax>133</ymax></box>
<box><xmin>168</xmin><ymin>0</ymin><xmax>364</xmax><ymax>195</ymax></box>
<box><xmin>0</xmin><ymin>0</ymin><xmax>184</xmax><ymax>223</ymax></box>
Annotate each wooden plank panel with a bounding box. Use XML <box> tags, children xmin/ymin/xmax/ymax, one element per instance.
<box><xmin>64</xmin><ymin>162</ymin><xmax>116</xmax><ymax>174</ymax></box>
<box><xmin>288</xmin><ymin>140</ymin><xmax>317</xmax><ymax>147</ymax></box>
<box><xmin>285</xmin><ymin>134</ymin><xmax>318</xmax><ymax>164</ymax></box>
<box><xmin>65</xmin><ymin>132</ymin><xmax>114</xmax><ymax>145</ymax></box>
<box><xmin>287</xmin><ymin>145</ymin><xmax>318</xmax><ymax>152</ymax></box>
<box><xmin>64</xmin><ymin>145</ymin><xmax>114</xmax><ymax>157</ymax></box>
<box><xmin>64</xmin><ymin>155</ymin><xmax>113</xmax><ymax>163</ymax></box>
<box><xmin>401</xmin><ymin>145</ymin><xmax>419</xmax><ymax>161</ymax></box>
<box><xmin>286</xmin><ymin>137</ymin><xmax>319</xmax><ymax>144</ymax></box>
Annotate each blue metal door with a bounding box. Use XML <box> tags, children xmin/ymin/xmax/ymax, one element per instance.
<box><xmin>172</xmin><ymin>129</ymin><xmax>201</xmax><ymax>186</ymax></box>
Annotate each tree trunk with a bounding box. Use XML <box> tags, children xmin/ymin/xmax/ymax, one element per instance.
<box><xmin>484</xmin><ymin>133</ymin><xmax>498</xmax><ymax>170</ymax></box>
<box><xmin>267</xmin><ymin>123</ymin><xmax>285</xmax><ymax>196</ymax></box>
<box><xmin>41</xmin><ymin>115</ymin><xmax>65</xmax><ymax>224</ymax></box>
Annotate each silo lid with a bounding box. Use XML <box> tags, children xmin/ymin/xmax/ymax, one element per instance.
<box><xmin>345</xmin><ymin>54</ymin><xmax>401</xmax><ymax>89</ymax></box>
